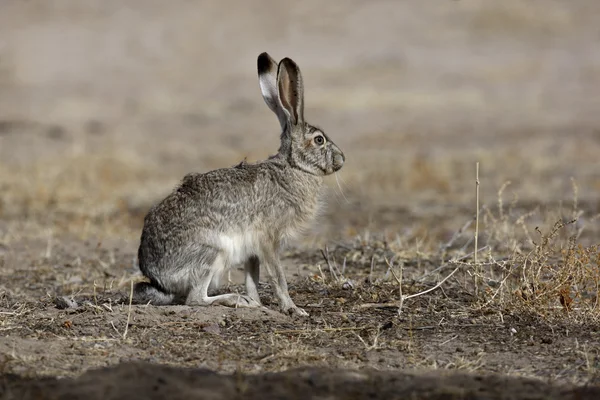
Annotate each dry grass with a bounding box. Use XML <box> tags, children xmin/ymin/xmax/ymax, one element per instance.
<box><xmin>459</xmin><ymin>180</ymin><xmax>600</xmax><ymax>322</ymax></box>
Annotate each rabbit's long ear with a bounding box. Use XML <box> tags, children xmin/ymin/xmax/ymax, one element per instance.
<box><xmin>277</xmin><ymin>58</ymin><xmax>304</xmax><ymax>126</ymax></box>
<box><xmin>257</xmin><ymin>52</ymin><xmax>287</xmax><ymax>130</ymax></box>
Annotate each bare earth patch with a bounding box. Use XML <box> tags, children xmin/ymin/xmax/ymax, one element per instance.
<box><xmin>1</xmin><ymin>230</ymin><xmax>599</xmax><ymax>398</ymax></box>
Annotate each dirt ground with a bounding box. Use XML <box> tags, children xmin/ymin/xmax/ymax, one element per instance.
<box><xmin>1</xmin><ymin>1</ymin><xmax>600</xmax><ymax>399</ymax></box>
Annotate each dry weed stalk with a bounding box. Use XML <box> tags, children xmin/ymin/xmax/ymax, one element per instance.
<box><xmin>474</xmin><ymin>162</ymin><xmax>480</xmax><ymax>296</ymax></box>
<box><xmin>122</xmin><ymin>280</ymin><xmax>134</xmax><ymax>340</ymax></box>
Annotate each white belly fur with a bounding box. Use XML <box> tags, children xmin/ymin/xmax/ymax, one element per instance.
<box><xmin>217</xmin><ymin>231</ymin><xmax>260</xmax><ymax>266</ymax></box>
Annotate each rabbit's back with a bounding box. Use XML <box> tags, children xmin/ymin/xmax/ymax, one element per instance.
<box><xmin>139</xmin><ymin>159</ymin><xmax>322</xmax><ymax>270</ymax></box>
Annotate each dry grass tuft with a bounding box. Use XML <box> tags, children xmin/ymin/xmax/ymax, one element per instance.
<box><xmin>450</xmin><ymin>179</ymin><xmax>600</xmax><ymax>323</ymax></box>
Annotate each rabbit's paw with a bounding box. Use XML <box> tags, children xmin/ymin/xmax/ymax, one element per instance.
<box><xmin>283</xmin><ymin>305</ymin><xmax>309</xmax><ymax>317</ymax></box>
<box><xmin>211</xmin><ymin>294</ymin><xmax>261</xmax><ymax>308</ymax></box>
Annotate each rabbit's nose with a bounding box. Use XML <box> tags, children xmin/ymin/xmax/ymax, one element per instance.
<box><xmin>333</xmin><ymin>152</ymin><xmax>345</xmax><ymax>170</ymax></box>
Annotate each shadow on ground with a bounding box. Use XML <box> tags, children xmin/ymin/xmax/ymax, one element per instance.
<box><xmin>2</xmin><ymin>362</ymin><xmax>600</xmax><ymax>400</ymax></box>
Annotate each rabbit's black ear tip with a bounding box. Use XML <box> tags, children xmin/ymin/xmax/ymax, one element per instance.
<box><xmin>280</xmin><ymin>57</ymin><xmax>299</xmax><ymax>70</ymax></box>
<box><xmin>257</xmin><ymin>52</ymin><xmax>274</xmax><ymax>74</ymax></box>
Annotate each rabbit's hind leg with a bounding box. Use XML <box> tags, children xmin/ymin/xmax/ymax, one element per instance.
<box><xmin>185</xmin><ymin>254</ymin><xmax>261</xmax><ymax>308</ymax></box>
<box><xmin>133</xmin><ymin>281</ymin><xmax>175</xmax><ymax>305</ymax></box>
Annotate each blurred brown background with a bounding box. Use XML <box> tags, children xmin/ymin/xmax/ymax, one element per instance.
<box><xmin>1</xmin><ymin>0</ymin><xmax>599</xmax><ymax>246</ymax></box>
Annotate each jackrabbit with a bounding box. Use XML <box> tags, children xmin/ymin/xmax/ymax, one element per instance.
<box><xmin>134</xmin><ymin>52</ymin><xmax>345</xmax><ymax>316</ymax></box>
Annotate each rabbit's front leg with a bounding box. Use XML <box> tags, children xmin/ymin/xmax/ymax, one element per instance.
<box><xmin>262</xmin><ymin>250</ymin><xmax>308</xmax><ymax>317</ymax></box>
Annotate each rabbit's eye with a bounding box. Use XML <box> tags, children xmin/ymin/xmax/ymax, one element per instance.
<box><xmin>313</xmin><ymin>135</ymin><xmax>325</xmax><ymax>145</ymax></box>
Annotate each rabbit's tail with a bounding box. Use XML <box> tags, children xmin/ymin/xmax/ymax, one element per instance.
<box><xmin>133</xmin><ymin>281</ymin><xmax>175</xmax><ymax>305</ymax></box>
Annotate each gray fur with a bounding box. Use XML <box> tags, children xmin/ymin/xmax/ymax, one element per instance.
<box><xmin>134</xmin><ymin>52</ymin><xmax>345</xmax><ymax>316</ymax></box>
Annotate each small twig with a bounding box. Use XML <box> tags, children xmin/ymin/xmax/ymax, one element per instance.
<box><xmin>0</xmin><ymin>306</ymin><xmax>30</xmax><ymax>316</ymax></box>
<box><xmin>158</xmin><ymin>321</ymin><xmax>213</xmax><ymax>327</ymax></box>
<box><xmin>320</xmin><ymin>247</ymin><xmax>339</xmax><ymax>282</ymax></box>
<box><xmin>356</xmin><ymin>302</ymin><xmax>402</xmax><ymax>309</ymax></box>
<box><xmin>440</xmin><ymin>219</ymin><xmax>473</xmax><ymax>253</ymax></box>
<box><xmin>73</xmin><ymin>337</ymin><xmax>119</xmax><ymax>342</ymax></box>
<box><xmin>417</xmin><ymin>246</ymin><xmax>489</xmax><ymax>282</ymax></box>
<box><xmin>317</xmin><ymin>265</ymin><xmax>327</xmax><ymax>282</ymax></box>
<box><xmin>275</xmin><ymin>325</ymin><xmax>435</xmax><ymax>334</ymax></box>
<box><xmin>274</xmin><ymin>326</ymin><xmax>368</xmax><ymax>335</ymax></box>
<box><xmin>110</xmin><ymin>321</ymin><xmax>120</xmax><ymax>336</ymax></box>
<box><xmin>122</xmin><ymin>280</ymin><xmax>134</xmax><ymax>340</ymax></box>
<box><xmin>93</xmin><ymin>282</ymin><xmax>98</xmax><ymax>307</ymax></box>
<box><xmin>404</xmin><ymin>266</ymin><xmax>460</xmax><ymax>300</ymax></box>
<box><xmin>0</xmin><ymin>326</ymin><xmax>20</xmax><ymax>332</ymax></box>
<box><xmin>474</xmin><ymin>161</ymin><xmax>480</xmax><ymax>296</ymax></box>
<box><xmin>440</xmin><ymin>335</ymin><xmax>459</xmax><ymax>346</ymax></box>
<box><xmin>380</xmin><ymin>257</ymin><xmax>458</xmax><ymax>315</ymax></box>
<box><xmin>404</xmin><ymin>325</ymin><xmax>436</xmax><ymax>331</ymax></box>
<box><xmin>385</xmin><ymin>257</ymin><xmax>402</xmax><ymax>287</ymax></box>
<box><xmin>353</xmin><ymin>325</ymin><xmax>382</xmax><ymax>350</ymax></box>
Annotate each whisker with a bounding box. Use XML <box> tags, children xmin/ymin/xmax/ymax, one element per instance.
<box><xmin>334</xmin><ymin>172</ymin><xmax>350</xmax><ymax>204</ymax></box>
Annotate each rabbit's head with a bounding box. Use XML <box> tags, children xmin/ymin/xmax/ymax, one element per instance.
<box><xmin>258</xmin><ymin>53</ymin><xmax>345</xmax><ymax>176</ymax></box>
